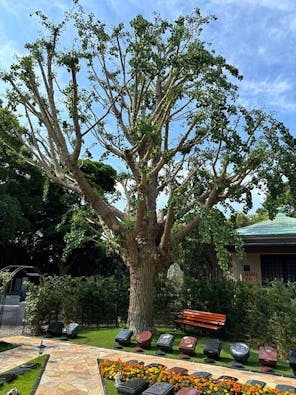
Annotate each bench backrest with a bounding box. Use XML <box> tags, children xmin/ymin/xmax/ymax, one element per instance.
<box><xmin>181</xmin><ymin>309</ymin><xmax>226</xmax><ymax>326</ymax></box>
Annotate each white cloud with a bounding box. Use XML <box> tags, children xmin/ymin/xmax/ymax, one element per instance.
<box><xmin>243</xmin><ymin>78</ymin><xmax>292</xmax><ymax>96</ymax></box>
<box><xmin>240</xmin><ymin>77</ymin><xmax>296</xmax><ymax>112</ymax></box>
<box><xmin>210</xmin><ymin>0</ymin><xmax>295</xmax><ymax>12</ymax></box>
<box><xmin>267</xmin><ymin>13</ymin><xmax>296</xmax><ymax>40</ymax></box>
<box><xmin>0</xmin><ymin>0</ymin><xmax>68</xmax><ymax>16</ymax></box>
<box><xmin>0</xmin><ymin>40</ymin><xmax>20</xmax><ymax>70</ymax></box>
<box><xmin>257</xmin><ymin>46</ymin><xmax>267</xmax><ymax>56</ymax></box>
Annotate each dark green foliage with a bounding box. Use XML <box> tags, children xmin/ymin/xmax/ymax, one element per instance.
<box><xmin>0</xmin><ymin>108</ymin><xmax>43</xmax><ymax>241</ymax></box>
<box><xmin>180</xmin><ymin>276</ymin><xmax>236</xmax><ymax>314</ymax></box>
<box><xmin>79</xmin><ymin>160</ymin><xmax>116</xmax><ymax>193</ymax></box>
<box><xmin>182</xmin><ymin>243</ymin><xmax>221</xmax><ymax>278</ymax></box>
<box><xmin>25</xmin><ymin>274</ymin><xmax>129</xmax><ymax>334</ymax></box>
<box><xmin>156</xmin><ymin>275</ymin><xmax>296</xmax><ymax>357</ymax></box>
<box><xmin>179</xmin><ymin>207</ymin><xmax>244</xmax><ymax>273</ymax></box>
<box><xmin>233</xmin><ymin>210</ymin><xmax>269</xmax><ymax>228</ymax></box>
<box><xmin>262</xmin><ymin>282</ymin><xmax>296</xmax><ymax>358</ymax></box>
<box><xmin>0</xmin><ymin>107</ymin><xmax>118</xmax><ymax>275</ymax></box>
<box><xmin>0</xmin><ymin>194</ymin><xmax>24</xmax><ymax>239</ymax></box>
<box><xmin>263</xmin><ymin>128</ymin><xmax>296</xmax><ymax>217</ymax></box>
<box><xmin>153</xmin><ymin>274</ymin><xmax>179</xmax><ymax>325</ymax></box>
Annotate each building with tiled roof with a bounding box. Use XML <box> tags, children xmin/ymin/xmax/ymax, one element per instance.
<box><xmin>232</xmin><ymin>207</ymin><xmax>296</xmax><ymax>284</ymax></box>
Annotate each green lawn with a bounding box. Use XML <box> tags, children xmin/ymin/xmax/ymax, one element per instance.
<box><xmin>0</xmin><ymin>341</ymin><xmax>17</xmax><ymax>353</ymax></box>
<box><xmin>104</xmin><ymin>378</ymin><xmax>117</xmax><ymax>395</ymax></box>
<box><xmin>71</xmin><ymin>327</ymin><xmax>292</xmax><ymax>376</ymax></box>
<box><xmin>0</xmin><ymin>354</ymin><xmax>48</xmax><ymax>395</ymax></box>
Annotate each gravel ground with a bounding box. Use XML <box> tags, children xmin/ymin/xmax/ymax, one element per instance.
<box><xmin>0</xmin><ymin>325</ymin><xmax>24</xmax><ymax>338</ymax></box>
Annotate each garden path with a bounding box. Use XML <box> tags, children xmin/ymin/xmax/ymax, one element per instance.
<box><xmin>1</xmin><ymin>335</ymin><xmax>296</xmax><ymax>394</ymax></box>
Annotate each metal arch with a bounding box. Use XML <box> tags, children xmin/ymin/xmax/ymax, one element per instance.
<box><xmin>0</xmin><ymin>265</ymin><xmax>41</xmax><ymax>329</ymax></box>
<box><xmin>0</xmin><ymin>265</ymin><xmax>41</xmax><ymax>277</ymax></box>
<box><xmin>0</xmin><ymin>265</ymin><xmax>40</xmax><ymax>294</ymax></box>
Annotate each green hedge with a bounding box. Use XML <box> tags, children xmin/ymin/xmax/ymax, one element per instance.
<box><xmin>25</xmin><ymin>274</ymin><xmax>296</xmax><ymax>356</ymax></box>
<box><xmin>25</xmin><ymin>275</ymin><xmax>129</xmax><ymax>334</ymax></box>
<box><xmin>175</xmin><ymin>277</ymin><xmax>296</xmax><ymax>357</ymax></box>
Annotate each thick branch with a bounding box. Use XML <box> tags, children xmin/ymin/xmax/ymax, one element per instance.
<box><xmin>69</xmin><ymin>163</ymin><xmax>124</xmax><ymax>233</ymax></box>
<box><xmin>159</xmin><ymin>200</ymin><xmax>174</xmax><ymax>256</ymax></box>
<box><xmin>70</xmin><ymin>65</ymin><xmax>82</xmax><ymax>162</ymax></box>
<box><xmin>174</xmin><ymin>215</ymin><xmax>200</xmax><ymax>243</ymax></box>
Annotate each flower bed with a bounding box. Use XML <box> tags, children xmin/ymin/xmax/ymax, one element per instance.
<box><xmin>99</xmin><ymin>359</ymin><xmax>294</xmax><ymax>395</ymax></box>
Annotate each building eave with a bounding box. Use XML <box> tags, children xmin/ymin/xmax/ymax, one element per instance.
<box><xmin>241</xmin><ymin>234</ymin><xmax>296</xmax><ymax>245</ymax></box>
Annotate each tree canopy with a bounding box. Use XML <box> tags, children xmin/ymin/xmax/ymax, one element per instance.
<box><xmin>0</xmin><ymin>5</ymin><xmax>292</xmax><ymax>332</ymax></box>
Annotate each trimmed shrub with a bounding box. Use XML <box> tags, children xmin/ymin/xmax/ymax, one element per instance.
<box><xmin>25</xmin><ymin>276</ymin><xmax>63</xmax><ymax>334</ymax></box>
<box><xmin>25</xmin><ymin>274</ymin><xmax>129</xmax><ymax>334</ymax></box>
<box><xmin>155</xmin><ymin>274</ymin><xmax>296</xmax><ymax>355</ymax></box>
<box><xmin>25</xmin><ymin>272</ymin><xmax>296</xmax><ymax>356</ymax></box>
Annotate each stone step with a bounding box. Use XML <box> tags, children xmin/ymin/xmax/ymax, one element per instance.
<box><xmin>2</xmin><ymin>295</ymin><xmax>21</xmax><ymax>305</ymax></box>
<box><xmin>1</xmin><ymin>302</ymin><xmax>25</xmax><ymax>325</ymax></box>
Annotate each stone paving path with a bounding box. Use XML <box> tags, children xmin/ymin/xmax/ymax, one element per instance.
<box><xmin>1</xmin><ymin>336</ymin><xmax>104</xmax><ymax>395</ymax></box>
<box><xmin>1</xmin><ymin>336</ymin><xmax>296</xmax><ymax>394</ymax></box>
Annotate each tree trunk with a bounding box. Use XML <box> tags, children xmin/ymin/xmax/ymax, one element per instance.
<box><xmin>126</xmin><ymin>250</ymin><xmax>157</xmax><ymax>334</ymax></box>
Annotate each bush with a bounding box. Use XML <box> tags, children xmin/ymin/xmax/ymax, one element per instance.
<box><xmin>25</xmin><ymin>276</ymin><xmax>63</xmax><ymax>334</ymax></box>
<box><xmin>176</xmin><ymin>276</ymin><xmax>296</xmax><ymax>356</ymax></box>
<box><xmin>153</xmin><ymin>274</ymin><xmax>179</xmax><ymax>325</ymax></box>
<box><xmin>266</xmin><ymin>281</ymin><xmax>296</xmax><ymax>358</ymax></box>
<box><xmin>25</xmin><ymin>272</ymin><xmax>296</xmax><ymax>357</ymax></box>
<box><xmin>25</xmin><ymin>274</ymin><xmax>129</xmax><ymax>334</ymax></box>
<box><xmin>179</xmin><ymin>276</ymin><xmax>236</xmax><ymax>313</ymax></box>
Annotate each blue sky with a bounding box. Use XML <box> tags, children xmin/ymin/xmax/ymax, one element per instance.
<box><xmin>0</xmin><ymin>0</ymin><xmax>295</xmax><ymax>132</ymax></box>
<box><xmin>0</xmin><ymin>0</ymin><xmax>295</xmax><ymax>213</ymax></box>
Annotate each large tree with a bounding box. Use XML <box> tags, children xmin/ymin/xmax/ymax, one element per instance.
<box><xmin>0</xmin><ymin>6</ymin><xmax>290</xmax><ymax>332</ymax></box>
<box><xmin>0</xmin><ymin>107</ymin><xmax>117</xmax><ymax>274</ymax></box>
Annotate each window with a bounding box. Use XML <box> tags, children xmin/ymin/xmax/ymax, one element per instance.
<box><xmin>261</xmin><ymin>255</ymin><xmax>296</xmax><ymax>285</ymax></box>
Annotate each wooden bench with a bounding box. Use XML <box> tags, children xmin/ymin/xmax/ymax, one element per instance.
<box><xmin>175</xmin><ymin>309</ymin><xmax>226</xmax><ymax>332</ymax></box>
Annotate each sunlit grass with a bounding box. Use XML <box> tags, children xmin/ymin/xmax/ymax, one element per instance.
<box><xmin>104</xmin><ymin>378</ymin><xmax>117</xmax><ymax>395</ymax></box>
<box><xmin>0</xmin><ymin>354</ymin><xmax>48</xmax><ymax>395</ymax></box>
<box><xmin>71</xmin><ymin>327</ymin><xmax>292</xmax><ymax>376</ymax></box>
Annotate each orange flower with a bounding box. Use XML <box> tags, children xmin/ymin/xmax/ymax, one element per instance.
<box><xmin>98</xmin><ymin>360</ymin><xmax>296</xmax><ymax>395</ymax></box>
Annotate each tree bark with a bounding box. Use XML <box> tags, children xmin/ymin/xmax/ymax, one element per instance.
<box><xmin>126</xmin><ymin>247</ymin><xmax>157</xmax><ymax>334</ymax></box>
